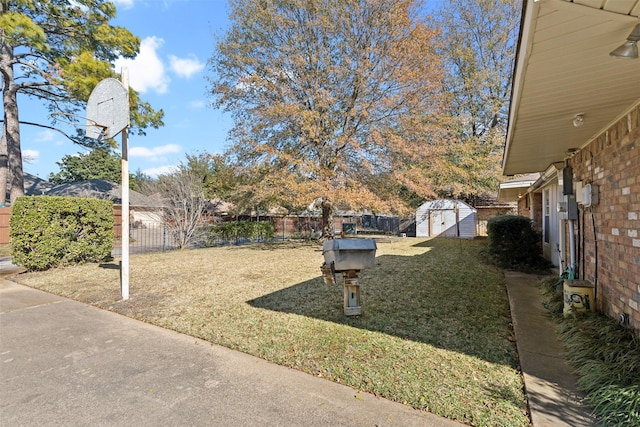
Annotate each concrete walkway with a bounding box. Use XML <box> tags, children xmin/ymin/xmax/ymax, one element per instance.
<box><xmin>505</xmin><ymin>271</ymin><xmax>595</xmax><ymax>427</ymax></box>
<box><xmin>0</xmin><ymin>279</ymin><xmax>461</xmax><ymax>427</ymax></box>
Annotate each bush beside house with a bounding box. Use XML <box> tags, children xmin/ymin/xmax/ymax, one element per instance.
<box><xmin>486</xmin><ymin>215</ymin><xmax>548</xmax><ymax>271</ymax></box>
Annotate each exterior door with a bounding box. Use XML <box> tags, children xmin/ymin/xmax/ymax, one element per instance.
<box><xmin>430</xmin><ymin>209</ymin><xmax>458</xmax><ymax>237</ymax></box>
<box><xmin>416</xmin><ymin>210</ymin><xmax>429</xmax><ymax>237</ymax></box>
<box><xmin>542</xmin><ymin>184</ymin><xmax>560</xmax><ymax>267</ymax></box>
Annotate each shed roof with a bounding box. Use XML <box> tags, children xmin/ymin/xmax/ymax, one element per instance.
<box><xmin>417</xmin><ymin>199</ymin><xmax>476</xmax><ymax>211</ymax></box>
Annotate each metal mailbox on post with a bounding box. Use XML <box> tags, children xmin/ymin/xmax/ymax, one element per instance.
<box><xmin>321</xmin><ymin>238</ymin><xmax>377</xmax><ymax>316</ymax></box>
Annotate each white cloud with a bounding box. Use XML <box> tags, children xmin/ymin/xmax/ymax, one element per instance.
<box><xmin>23</xmin><ymin>149</ymin><xmax>40</xmax><ymax>164</ymax></box>
<box><xmin>169</xmin><ymin>54</ymin><xmax>205</xmax><ymax>79</ymax></box>
<box><xmin>189</xmin><ymin>100</ymin><xmax>206</xmax><ymax>109</ymax></box>
<box><xmin>113</xmin><ymin>0</ymin><xmax>135</xmax><ymax>9</ymax></box>
<box><xmin>129</xmin><ymin>144</ymin><xmax>181</xmax><ymax>159</ymax></box>
<box><xmin>143</xmin><ymin>165</ymin><xmax>179</xmax><ymax>177</ymax></box>
<box><xmin>34</xmin><ymin>129</ymin><xmax>64</xmax><ymax>146</ymax></box>
<box><xmin>34</xmin><ymin>130</ymin><xmax>56</xmax><ymax>143</ymax></box>
<box><xmin>115</xmin><ymin>37</ymin><xmax>170</xmax><ymax>94</ymax></box>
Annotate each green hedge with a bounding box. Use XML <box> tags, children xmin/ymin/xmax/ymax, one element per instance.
<box><xmin>208</xmin><ymin>220</ymin><xmax>275</xmax><ymax>244</ymax></box>
<box><xmin>10</xmin><ymin>196</ymin><xmax>114</xmax><ymax>271</ymax></box>
<box><xmin>486</xmin><ymin>215</ymin><xmax>548</xmax><ymax>270</ymax></box>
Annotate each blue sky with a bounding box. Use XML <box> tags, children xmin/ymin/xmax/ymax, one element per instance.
<box><xmin>21</xmin><ymin>0</ymin><xmax>233</xmax><ymax>180</ymax></box>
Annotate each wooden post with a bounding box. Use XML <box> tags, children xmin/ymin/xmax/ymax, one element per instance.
<box><xmin>121</xmin><ymin>69</ymin><xmax>130</xmax><ymax>301</ymax></box>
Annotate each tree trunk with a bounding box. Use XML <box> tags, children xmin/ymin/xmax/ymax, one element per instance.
<box><xmin>1</xmin><ymin>38</ymin><xmax>24</xmax><ymax>204</ymax></box>
<box><xmin>321</xmin><ymin>197</ymin><xmax>334</xmax><ymax>240</ymax></box>
<box><xmin>0</xmin><ymin>37</ymin><xmax>10</xmax><ymax>206</ymax></box>
<box><xmin>0</xmin><ymin>133</ymin><xmax>7</xmax><ymax>206</ymax></box>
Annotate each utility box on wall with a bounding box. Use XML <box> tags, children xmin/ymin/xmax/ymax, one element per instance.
<box><xmin>558</xmin><ymin>195</ymin><xmax>578</xmax><ymax>220</ymax></box>
<box><xmin>581</xmin><ymin>183</ymin><xmax>599</xmax><ymax>207</ymax></box>
<box><xmin>567</xmin><ymin>194</ymin><xmax>578</xmax><ymax>220</ymax></box>
<box><xmin>562</xmin><ymin>167</ymin><xmax>573</xmax><ymax>195</ymax></box>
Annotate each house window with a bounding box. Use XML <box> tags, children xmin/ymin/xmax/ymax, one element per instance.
<box><xmin>544</xmin><ymin>189</ymin><xmax>550</xmax><ymax>244</ymax></box>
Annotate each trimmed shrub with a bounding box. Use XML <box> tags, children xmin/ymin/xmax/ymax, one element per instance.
<box><xmin>207</xmin><ymin>220</ymin><xmax>275</xmax><ymax>245</ymax></box>
<box><xmin>10</xmin><ymin>196</ymin><xmax>114</xmax><ymax>271</ymax></box>
<box><xmin>486</xmin><ymin>214</ymin><xmax>548</xmax><ymax>270</ymax></box>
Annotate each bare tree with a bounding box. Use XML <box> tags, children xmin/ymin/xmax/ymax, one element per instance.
<box><xmin>140</xmin><ymin>165</ymin><xmax>208</xmax><ymax>249</ymax></box>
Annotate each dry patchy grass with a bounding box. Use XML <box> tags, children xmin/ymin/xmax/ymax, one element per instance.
<box><xmin>14</xmin><ymin>237</ymin><xmax>529</xmax><ymax>427</ymax></box>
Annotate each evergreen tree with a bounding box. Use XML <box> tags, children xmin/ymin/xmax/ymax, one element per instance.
<box><xmin>49</xmin><ymin>148</ymin><xmax>122</xmax><ymax>185</ymax></box>
<box><xmin>1</xmin><ymin>0</ymin><xmax>164</xmax><ymax>204</ymax></box>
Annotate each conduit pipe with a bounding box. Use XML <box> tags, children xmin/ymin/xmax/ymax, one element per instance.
<box><xmin>568</xmin><ymin>219</ymin><xmax>576</xmax><ymax>279</ymax></box>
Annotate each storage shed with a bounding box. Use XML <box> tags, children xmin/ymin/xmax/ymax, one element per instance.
<box><xmin>415</xmin><ymin>199</ymin><xmax>476</xmax><ymax>239</ymax></box>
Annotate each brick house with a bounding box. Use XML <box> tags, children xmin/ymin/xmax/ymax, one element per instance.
<box><xmin>503</xmin><ymin>1</ymin><xmax>640</xmax><ymax>330</ymax></box>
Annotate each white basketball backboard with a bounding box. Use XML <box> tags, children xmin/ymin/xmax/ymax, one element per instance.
<box><xmin>86</xmin><ymin>78</ymin><xmax>129</xmax><ymax>139</ymax></box>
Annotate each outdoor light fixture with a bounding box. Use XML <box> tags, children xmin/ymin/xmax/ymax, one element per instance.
<box><xmin>610</xmin><ymin>23</ymin><xmax>640</xmax><ymax>59</ymax></box>
<box><xmin>573</xmin><ymin>114</ymin><xmax>585</xmax><ymax>128</ymax></box>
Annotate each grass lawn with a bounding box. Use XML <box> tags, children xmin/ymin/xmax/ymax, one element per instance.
<box><xmin>13</xmin><ymin>237</ymin><xmax>529</xmax><ymax>426</ymax></box>
<box><xmin>0</xmin><ymin>245</ymin><xmax>11</xmax><ymax>257</ymax></box>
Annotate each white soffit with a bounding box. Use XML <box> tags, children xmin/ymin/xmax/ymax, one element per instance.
<box><xmin>503</xmin><ymin>0</ymin><xmax>640</xmax><ymax>175</ymax></box>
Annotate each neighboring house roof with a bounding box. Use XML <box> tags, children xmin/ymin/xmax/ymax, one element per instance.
<box><xmin>46</xmin><ymin>179</ymin><xmax>164</xmax><ymax>208</ymax></box>
<box><xmin>503</xmin><ymin>1</ymin><xmax>640</xmax><ymax>175</ymax></box>
<box><xmin>5</xmin><ymin>172</ymin><xmax>54</xmax><ymax>202</ymax></box>
<box><xmin>498</xmin><ymin>173</ymin><xmax>541</xmax><ymax>202</ymax></box>
<box><xmin>23</xmin><ymin>173</ymin><xmax>55</xmax><ymax>196</ymax></box>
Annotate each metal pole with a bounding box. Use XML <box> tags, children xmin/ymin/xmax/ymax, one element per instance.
<box><xmin>121</xmin><ymin>69</ymin><xmax>130</xmax><ymax>300</ymax></box>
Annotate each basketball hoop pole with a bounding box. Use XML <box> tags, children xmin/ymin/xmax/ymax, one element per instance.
<box><xmin>85</xmin><ymin>75</ymin><xmax>130</xmax><ymax>300</ymax></box>
<box><xmin>121</xmin><ymin>69</ymin><xmax>130</xmax><ymax>301</ymax></box>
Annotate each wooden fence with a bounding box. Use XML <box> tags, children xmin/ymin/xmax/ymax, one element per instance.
<box><xmin>0</xmin><ymin>207</ymin><xmax>10</xmax><ymax>246</ymax></box>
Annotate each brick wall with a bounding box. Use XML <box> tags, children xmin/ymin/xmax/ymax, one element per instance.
<box><xmin>568</xmin><ymin>103</ymin><xmax>640</xmax><ymax>330</ymax></box>
<box><xmin>531</xmin><ymin>193</ymin><xmax>543</xmax><ymax>232</ymax></box>
<box><xmin>517</xmin><ymin>192</ymin><xmax>542</xmax><ymax>232</ymax></box>
<box><xmin>517</xmin><ymin>198</ymin><xmax>529</xmax><ymax>222</ymax></box>
<box><xmin>475</xmin><ymin>206</ymin><xmax>517</xmax><ymax>236</ymax></box>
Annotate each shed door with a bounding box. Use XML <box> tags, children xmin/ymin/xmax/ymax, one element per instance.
<box><xmin>430</xmin><ymin>209</ymin><xmax>457</xmax><ymax>237</ymax></box>
<box><xmin>416</xmin><ymin>209</ymin><xmax>429</xmax><ymax>237</ymax></box>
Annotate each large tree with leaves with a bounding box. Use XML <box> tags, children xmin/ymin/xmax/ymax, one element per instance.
<box><xmin>184</xmin><ymin>152</ymin><xmax>240</xmax><ymax>203</ymax></box>
<box><xmin>49</xmin><ymin>148</ymin><xmax>121</xmax><ymax>184</ymax></box>
<box><xmin>430</xmin><ymin>0</ymin><xmax>520</xmax><ymax>202</ymax></box>
<box><xmin>208</xmin><ymin>0</ymin><xmax>445</xmax><ymax>238</ymax></box>
<box><xmin>0</xmin><ymin>0</ymin><xmax>164</xmax><ymax>205</ymax></box>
